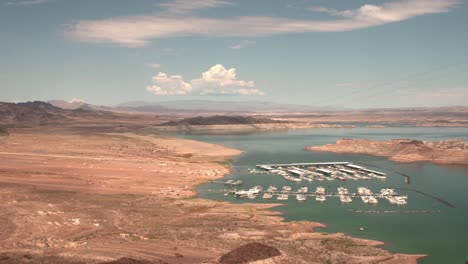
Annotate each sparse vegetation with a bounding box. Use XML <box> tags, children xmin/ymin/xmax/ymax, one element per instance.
<box><xmin>0</xmin><ymin>128</ymin><xmax>8</xmax><ymax>136</ymax></box>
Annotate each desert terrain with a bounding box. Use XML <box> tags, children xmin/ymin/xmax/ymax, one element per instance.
<box><xmin>0</xmin><ymin>125</ymin><xmax>425</xmax><ymax>264</ymax></box>
<box><xmin>269</xmin><ymin>106</ymin><xmax>468</xmax><ymax>127</ymax></box>
<box><xmin>307</xmin><ymin>138</ymin><xmax>468</xmax><ymax>165</ymax></box>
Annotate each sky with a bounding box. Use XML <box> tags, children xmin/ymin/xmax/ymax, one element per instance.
<box><xmin>1</xmin><ymin>0</ymin><xmax>468</xmax><ymax>108</ymax></box>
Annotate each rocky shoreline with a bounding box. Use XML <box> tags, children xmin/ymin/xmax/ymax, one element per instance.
<box><xmin>307</xmin><ymin>138</ymin><xmax>468</xmax><ymax>165</ymax></box>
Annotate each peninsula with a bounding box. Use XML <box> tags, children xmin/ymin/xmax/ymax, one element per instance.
<box><xmin>307</xmin><ymin>138</ymin><xmax>468</xmax><ymax>165</ymax></box>
<box><xmin>147</xmin><ymin>115</ymin><xmax>352</xmax><ymax>134</ymax></box>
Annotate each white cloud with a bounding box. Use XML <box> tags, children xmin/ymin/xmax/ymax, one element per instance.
<box><xmin>158</xmin><ymin>0</ymin><xmax>231</xmax><ymax>15</ymax></box>
<box><xmin>66</xmin><ymin>0</ymin><xmax>460</xmax><ymax>47</ymax></box>
<box><xmin>311</xmin><ymin>0</ymin><xmax>459</xmax><ymax>22</ymax></box>
<box><xmin>5</xmin><ymin>0</ymin><xmax>49</xmax><ymax>5</ymax></box>
<box><xmin>147</xmin><ymin>63</ymin><xmax>161</xmax><ymax>69</ymax></box>
<box><xmin>146</xmin><ymin>72</ymin><xmax>192</xmax><ymax>95</ymax></box>
<box><xmin>191</xmin><ymin>64</ymin><xmax>263</xmax><ymax>95</ymax></box>
<box><xmin>423</xmin><ymin>87</ymin><xmax>468</xmax><ymax>98</ymax></box>
<box><xmin>69</xmin><ymin>98</ymin><xmax>85</xmax><ymax>103</ymax></box>
<box><xmin>229</xmin><ymin>40</ymin><xmax>256</xmax><ymax>49</ymax></box>
<box><xmin>146</xmin><ymin>64</ymin><xmax>264</xmax><ymax>96</ymax></box>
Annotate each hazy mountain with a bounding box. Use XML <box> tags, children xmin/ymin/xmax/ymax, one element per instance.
<box><xmin>116</xmin><ymin>100</ymin><xmax>344</xmax><ymax>113</ymax></box>
<box><xmin>0</xmin><ymin>101</ymin><xmax>144</xmax><ymax>126</ymax></box>
<box><xmin>48</xmin><ymin>100</ymin><xmax>120</xmax><ymax>113</ymax></box>
<box><xmin>48</xmin><ymin>100</ymin><xmax>86</xmax><ymax>110</ymax></box>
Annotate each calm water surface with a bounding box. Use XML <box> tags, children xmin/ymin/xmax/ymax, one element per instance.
<box><xmin>181</xmin><ymin>127</ymin><xmax>468</xmax><ymax>264</ymax></box>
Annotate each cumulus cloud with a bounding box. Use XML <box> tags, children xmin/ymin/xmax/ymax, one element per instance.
<box><xmin>146</xmin><ymin>64</ymin><xmax>264</xmax><ymax>96</ymax></box>
<box><xmin>191</xmin><ymin>64</ymin><xmax>263</xmax><ymax>95</ymax></box>
<box><xmin>66</xmin><ymin>0</ymin><xmax>460</xmax><ymax>47</ymax></box>
<box><xmin>146</xmin><ymin>72</ymin><xmax>192</xmax><ymax>95</ymax></box>
<box><xmin>69</xmin><ymin>98</ymin><xmax>85</xmax><ymax>103</ymax></box>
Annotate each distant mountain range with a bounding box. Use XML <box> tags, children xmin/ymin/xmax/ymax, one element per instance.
<box><xmin>114</xmin><ymin>100</ymin><xmax>345</xmax><ymax>113</ymax></box>
<box><xmin>45</xmin><ymin>99</ymin><xmax>468</xmax><ymax>115</ymax></box>
<box><xmin>0</xmin><ymin>101</ymin><xmax>161</xmax><ymax>126</ymax></box>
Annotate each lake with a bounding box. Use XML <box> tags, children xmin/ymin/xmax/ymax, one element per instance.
<box><xmin>182</xmin><ymin>127</ymin><xmax>468</xmax><ymax>264</ymax></box>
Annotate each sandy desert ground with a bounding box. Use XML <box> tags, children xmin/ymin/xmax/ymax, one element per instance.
<box><xmin>0</xmin><ymin>126</ymin><xmax>424</xmax><ymax>264</ymax></box>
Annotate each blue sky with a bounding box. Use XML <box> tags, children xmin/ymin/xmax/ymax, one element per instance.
<box><xmin>1</xmin><ymin>0</ymin><xmax>467</xmax><ymax>108</ymax></box>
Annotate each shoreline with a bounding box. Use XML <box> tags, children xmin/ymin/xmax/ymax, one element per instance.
<box><xmin>0</xmin><ymin>128</ymin><xmax>427</xmax><ymax>263</ymax></box>
<box><xmin>306</xmin><ymin>138</ymin><xmax>468</xmax><ymax>165</ymax></box>
<box><xmin>190</xmin><ymin>135</ymin><xmax>428</xmax><ymax>263</ymax></box>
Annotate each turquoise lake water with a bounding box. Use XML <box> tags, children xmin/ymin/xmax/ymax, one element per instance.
<box><xmin>182</xmin><ymin>127</ymin><xmax>468</xmax><ymax>264</ymax></box>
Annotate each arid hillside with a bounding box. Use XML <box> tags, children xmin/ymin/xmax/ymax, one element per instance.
<box><xmin>0</xmin><ymin>127</ymin><xmax>423</xmax><ymax>263</ymax></box>
<box><xmin>0</xmin><ymin>101</ymin><xmax>168</xmax><ymax>126</ymax></box>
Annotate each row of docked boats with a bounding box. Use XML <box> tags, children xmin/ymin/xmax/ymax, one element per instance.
<box><xmin>252</xmin><ymin>163</ymin><xmax>388</xmax><ymax>183</ymax></box>
<box><xmin>231</xmin><ymin>186</ymin><xmax>407</xmax><ymax>205</ymax></box>
<box><xmin>380</xmin><ymin>188</ymin><xmax>408</xmax><ymax>205</ymax></box>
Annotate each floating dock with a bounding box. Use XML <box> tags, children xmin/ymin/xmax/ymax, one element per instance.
<box><xmin>257</xmin><ymin>165</ymin><xmax>274</xmax><ymax>171</ymax></box>
<box><xmin>288</xmin><ymin>169</ymin><xmax>306</xmax><ymax>176</ymax></box>
<box><xmin>260</xmin><ymin>162</ymin><xmax>350</xmax><ymax>167</ymax></box>
<box><xmin>228</xmin><ymin>186</ymin><xmax>408</xmax><ymax>205</ymax></box>
<box><xmin>254</xmin><ymin>162</ymin><xmax>387</xmax><ymax>182</ymax></box>
<box><xmin>345</xmin><ymin>164</ymin><xmax>386</xmax><ymax>176</ymax></box>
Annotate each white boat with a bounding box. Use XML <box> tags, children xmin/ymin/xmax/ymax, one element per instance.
<box><xmin>225</xmin><ymin>179</ymin><xmax>243</xmax><ymax>186</ymax></box>
<box><xmin>267</xmin><ymin>185</ymin><xmax>277</xmax><ymax>192</ymax></box>
<box><xmin>358</xmin><ymin>187</ymin><xmax>372</xmax><ymax>195</ymax></box>
<box><xmin>282</xmin><ymin>186</ymin><xmax>292</xmax><ymax>192</ymax></box>
<box><xmin>267</xmin><ymin>185</ymin><xmax>278</xmax><ymax>192</ymax></box>
<box><xmin>234</xmin><ymin>190</ymin><xmax>248</xmax><ymax>198</ymax></box>
<box><xmin>361</xmin><ymin>196</ymin><xmax>370</xmax><ymax>203</ymax></box>
<box><xmin>316</xmin><ymin>186</ymin><xmax>326</xmax><ymax>195</ymax></box>
<box><xmin>316</xmin><ymin>195</ymin><xmax>326</xmax><ymax>202</ymax></box>
<box><xmin>380</xmin><ymin>188</ymin><xmax>396</xmax><ymax>196</ymax></box>
<box><xmin>395</xmin><ymin>196</ymin><xmax>408</xmax><ymax>205</ymax></box>
<box><xmin>298</xmin><ymin>187</ymin><xmax>308</xmax><ymax>193</ymax></box>
<box><xmin>368</xmin><ymin>196</ymin><xmax>378</xmax><ymax>204</ymax></box>
<box><xmin>262</xmin><ymin>193</ymin><xmax>273</xmax><ymax>199</ymax></box>
<box><xmin>296</xmin><ymin>194</ymin><xmax>306</xmax><ymax>201</ymax></box>
<box><xmin>247</xmin><ymin>193</ymin><xmax>257</xmax><ymax>199</ymax></box>
<box><xmin>339</xmin><ymin>195</ymin><xmax>352</xmax><ymax>203</ymax></box>
<box><xmin>337</xmin><ymin>187</ymin><xmax>349</xmax><ymax>195</ymax></box>
<box><xmin>248</xmin><ymin>185</ymin><xmax>263</xmax><ymax>194</ymax></box>
<box><xmin>277</xmin><ymin>194</ymin><xmax>289</xmax><ymax>200</ymax></box>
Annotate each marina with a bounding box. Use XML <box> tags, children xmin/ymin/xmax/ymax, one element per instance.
<box><xmin>251</xmin><ymin>162</ymin><xmax>387</xmax><ymax>182</ymax></box>
<box><xmin>226</xmin><ymin>185</ymin><xmax>408</xmax><ymax>205</ymax></box>
<box><xmin>193</xmin><ymin>127</ymin><xmax>468</xmax><ymax>264</ymax></box>
<box><xmin>229</xmin><ymin>162</ymin><xmax>406</xmax><ymax>205</ymax></box>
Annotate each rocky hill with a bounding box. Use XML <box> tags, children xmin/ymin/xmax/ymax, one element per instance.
<box><xmin>0</xmin><ymin>101</ymin><xmax>68</xmax><ymax>125</ymax></box>
<box><xmin>48</xmin><ymin>100</ymin><xmax>86</xmax><ymax>110</ymax></box>
<box><xmin>307</xmin><ymin>138</ymin><xmax>468</xmax><ymax>165</ymax></box>
<box><xmin>0</xmin><ymin>101</ymin><xmax>160</xmax><ymax>126</ymax></box>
